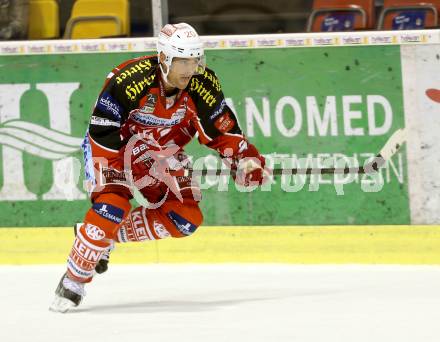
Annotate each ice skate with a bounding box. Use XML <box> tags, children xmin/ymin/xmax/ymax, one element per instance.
<box><xmin>49</xmin><ymin>273</ymin><xmax>85</xmax><ymax>313</ymax></box>
<box><xmin>74</xmin><ymin>223</ymin><xmax>114</xmax><ymax>274</ymax></box>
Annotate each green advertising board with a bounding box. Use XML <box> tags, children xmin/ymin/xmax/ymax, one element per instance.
<box><xmin>0</xmin><ymin>46</ymin><xmax>409</xmax><ymax>226</ymax></box>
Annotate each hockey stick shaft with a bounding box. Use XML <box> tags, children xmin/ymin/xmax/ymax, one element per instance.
<box><xmin>189</xmin><ymin>166</ymin><xmax>367</xmax><ymax>176</ymax></box>
<box><xmin>185</xmin><ymin>128</ymin><xmax>407</xmax><ymax>177</ymax></box>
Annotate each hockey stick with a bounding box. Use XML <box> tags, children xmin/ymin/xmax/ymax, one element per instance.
<box><xmin>131</xmin><ymin>128</ymin><xmax>406</xmax><ymax>205</ymax></box>
<box><xmin>185</xmin><ymin>128</ymin><xmax>407</xmax><ymax>177</ymax></box>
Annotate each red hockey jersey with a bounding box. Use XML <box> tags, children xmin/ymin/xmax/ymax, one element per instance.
<box><xmin>83</xmin><ymin>55</ymin><xmax>261</xmax><ymax>197</ymax></box>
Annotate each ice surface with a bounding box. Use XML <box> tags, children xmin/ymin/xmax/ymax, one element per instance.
<box><xmin>1</xmin><ymin>264</ymin><xmax>440</xmax><ymax>342</ymax></box>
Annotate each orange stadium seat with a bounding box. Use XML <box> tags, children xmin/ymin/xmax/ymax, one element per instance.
<box><xmin>28</xmin><ymin>0</ymin><xmax>60</xmax><ymax>39</ymax></box>
<box><xmin>377</xmin><ymin>0</ymin><xmax>440</xmax><ymax>30</ymax></box>
<box><xmin>307</xmin><ymin>0</ymin><xmax>375</xmax><ymax>32</ymax></box>
<box><xmin>64</xmin><ymin>0</ymin><xmax>130</xmax><ymax>39</ymax></box>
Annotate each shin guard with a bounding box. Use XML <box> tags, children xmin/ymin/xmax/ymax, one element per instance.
<box><xmin>67</xmin><ymin>193</ymin><xmax>131</xmax><ymax>282</ymax></box>
<box><xmin>67</xmin><ymin>223</ymin><xmax>110</xmax><ymax>282</ymax></box>
<box><xmin>116</xmin><ymin>200</ymin><xmax>203</xmax><ymax>243</ymax></box>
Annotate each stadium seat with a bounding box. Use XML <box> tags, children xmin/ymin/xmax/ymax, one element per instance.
<box><xmin>28</xmin><ymin>0</ymin><xmax>60</xmax><ymax>39</ymax></box>
<box><xmin>377</xmin><ymin>0</ymin><xmax>439</xmax><ymax>30</ymax></box>
<box><xmin>307</xmin><ymin>0</ymin><xmax>375</xmax><ymax>32</ymax></box>
<box><xmin>64</xmin><ymin>0</ymin><xmax>130</xmax><ymax>39</ymax></box>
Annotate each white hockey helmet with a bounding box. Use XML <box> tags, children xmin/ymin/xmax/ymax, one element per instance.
<box><xmin>157</xmin><ymin>23</ymin><xmax>205</xmax><ymax>81</ymax></box>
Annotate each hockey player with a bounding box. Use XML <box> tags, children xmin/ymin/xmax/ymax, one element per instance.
<box><xmin>50</xmin><ymin>23</ymin><xmax>267</xmax><ymax>313</ymax></box>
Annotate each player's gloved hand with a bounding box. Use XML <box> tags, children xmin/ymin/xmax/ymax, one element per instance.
<box><xmin>227</xmin><ymin>143</ymin><xmax>269</xmax><ymax>187</ymax></box>
<box><xmin>120</xmin><ymin>136</ymin><xmax>201</xmax><ymax>203</ymax></box>
<box><xmin>234</xmin><ymin>156</ymin><xmax>266</xmax><ymax>186</ymax></box>
<box><xmin>120</xmin><ymin>135</ymin><xmax>165</xmax><ymax>188</ymax></box>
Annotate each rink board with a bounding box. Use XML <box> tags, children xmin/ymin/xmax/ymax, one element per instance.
<box><xmin>1</xmin><ymin>30</ymin><xmax>440</xmax><ymax>228</ymax></box>
<box><xmin>0</xmin><ymin>225</ymin><xmax>439</xmax><ymax>265</ymax></box>
<box><xmin>0</xmin><ymin>44</ymin><xmax>409</xmax><ymax>226</ymax></box>
<box><xmin>4</xmin><ymin>31</ymin><xmax>440</xmax><ymax>227</ymax></box>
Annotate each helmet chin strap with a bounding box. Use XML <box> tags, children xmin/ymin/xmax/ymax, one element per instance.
<box><xmin>159</xmin><ymin>63</ymin><xmax>170</xmax><ymax>84</ymax></box>
<box><xmin>159</xmin><ymin>57</ymin><xmax>177</xmax><ymax>89</ymax></box>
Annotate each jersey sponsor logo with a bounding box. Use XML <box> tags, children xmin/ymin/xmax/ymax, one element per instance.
<box><xmin>190</xmin><ymin>78</ymin><xmax>217</xmax><ymax>107</ymax></box>
<box><xmin>90</xmin><ymin>116</ymin><xmax>121</xmax><ymax>127</ymax></box>
<box><xmin>116</xmin><ymin>59</ymin><xmax>154</xmax><ymax>85</ymax></box>
<box><xmin>131</xmin><ymin>107</ymin><xmax>186</xmax><ymax>127</ymax></box>
<box><xmin>132</xmin><ymin>142</ymin><xmax>149</xmax><ymax>156</ymax></box>
<box><xmin>167</xmin><ymin>211</ymin><xmax>197</xmax><ymax>236</ymax></box>
<box><xmin>84</xmin><ymin>223</ymin><xmax>106</xmax><ymax>241</ymax></box>
<box><xmin>153</xmin><ymin>220</ymin><xmax>171</xmax><ymax>238</ymax></box>
<box><xmin>139</xmin><ymin>93</ymin><xmax>158</xmax><ymax>114</ymax></box>
<box><xmin>202</xmin><ymin>70</ymin><xmax>222</xmax><ymax>92</ymax></box>
<box><xmin>96</xmin><ymin>92</ymin><xmax>122</xmax><ymax>120</ymax></box>
<box><xmin>209</xmin><ymin>99</ymin><xmax>227</xmax><ymax>120</ymax></box>
<box><xmin>100</xmin><ymin>166</ymin><xmax>129</xmax><ymax>186</ymax></box>
<box><xmin>125</xmin><ymin>76</ymin><xmax>156</xmax><ymax>101</ymax></box>
<box><xmin>117</xmin><ymin>224</ymin><xmax>129</xmax><ymax>243</ymax></box>
<box><xmin>72</xmin><ymin>234</ymin><xmax>102</xmax><ymax>266</ymax></box>
<box><xmin>214</xmin><ymin>113</ymin><xmax>235</xmax><ymax>133</ymax></box>
<box><xmin>67</xmin><ymin>258</ymin><xmax>93</xmax><ymax>277</ymax></box>
<box><xmin>130</xmin><ymin>210</ymin><xmax>149</xmax><ymax>241</ymax></box>
<box><xmin>92</xmin><ymin>203</ymin><xmax>124</xmax><ymax>223</ymax></box>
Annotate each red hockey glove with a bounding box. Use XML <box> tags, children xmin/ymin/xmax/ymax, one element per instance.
<box><xmin>120</xmin><ymin>136</ymin><xmax>201</xmax><ymax>203</ymax></box>
<box><xmin>226</xmin><ymin>143</ymin><xmax>268</xmax><ymax>187</ymax></box>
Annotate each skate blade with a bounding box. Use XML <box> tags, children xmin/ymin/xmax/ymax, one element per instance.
<box><xmin>49</xmin><ymin>295</ymin><xmax>77</xmax><ymax>313</ymax></box>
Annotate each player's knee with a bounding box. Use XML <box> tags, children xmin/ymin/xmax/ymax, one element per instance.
<box><xmin>166</xmin><ymin>201</ymin><xmax>203</xmax><ymax>238</ymax></box>
<box><xmin>84</xmin><ymin>192</ymin><xmax>131</xmax><ymax>239</ymax></box>
<box><xmin>77</xmin><ymin>223</ymin><xmax>110</xmax><ymax>248</ymax></box>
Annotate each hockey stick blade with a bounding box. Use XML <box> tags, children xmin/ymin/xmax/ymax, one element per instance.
<box><xmin>364</xmin><ymin>127</ymin><xmax>407</xmax><ymax>172</ymax></box>
<box><xmin>377</xmin><ymin>127</ymin><xmax>407</xmax><ymax>162</ymax></box>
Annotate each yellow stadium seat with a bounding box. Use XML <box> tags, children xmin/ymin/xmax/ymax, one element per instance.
<box><xmin>64</xmin><ymin>0</ymin><xmax>130</xmax><ymax>39</ymax></box>
<box><xmin>28</xmin><ymin>0</ymin><xmax>60</xmax><ymax>39</ymax></box>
